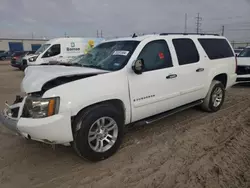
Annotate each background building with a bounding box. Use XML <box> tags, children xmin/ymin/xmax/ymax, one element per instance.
<box><xmin>0</xmin><ymin>38</ymin><xmax>48</xmax><ymax>52</ymax></box>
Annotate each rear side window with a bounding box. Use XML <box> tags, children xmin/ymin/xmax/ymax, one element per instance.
<box><xmin>138</xmin><ymin>40</ymin><xmax>173</xmax><ymax>72</ymax></box>
<box><xmin>198</xmin><ymin>39</ymin><xmax>234</xmax><ymax>60</ymax></box>
<box><xmin>173</xmin><ymin>39</ymin><xmax>199</xmax><ymax>65</ymax></box>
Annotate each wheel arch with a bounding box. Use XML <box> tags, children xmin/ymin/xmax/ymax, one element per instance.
<box><xmin>71</xmin><ymin>99</ymin><xmax>127</xmax><ymax>132</ymax></box>
<box><xmin>212</xmin><ymin>73</ymin><xmax>228</xmax><ymax>88</ymax></box>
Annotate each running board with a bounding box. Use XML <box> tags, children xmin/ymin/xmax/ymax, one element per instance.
<box><xmin>136</xmin><ymin>100</ymin><xmax>203</xmax><ymax>125</ymax></box>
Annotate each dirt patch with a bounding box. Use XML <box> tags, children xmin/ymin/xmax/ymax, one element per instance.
<box><xmin>0</xmin><ymin>63</ymin><xmax>250</xmax><ymax>188</ymax></box>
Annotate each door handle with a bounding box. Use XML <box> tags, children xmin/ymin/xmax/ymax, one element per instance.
<box><xmin>196</xmin><ymin>68</ymin><xmax>204</xmax><ymax>72</ymax></box>
<box><xmin>166</xmin><ymin>74</ymin><xmax>177</xmax><ymax>79</ymax></box>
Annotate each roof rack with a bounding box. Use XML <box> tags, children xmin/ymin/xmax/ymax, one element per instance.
<box><xmin>159</xmin><ymin>33</ymin><xmax>220</xmax><ymax>36</ymax></box>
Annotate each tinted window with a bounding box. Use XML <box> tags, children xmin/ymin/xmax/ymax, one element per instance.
<box><xmin>43</xmin><ymin>44</ymin><xmax>61</xmax><ymax>58</ymax></box>
<box><xmin>238</xmin><ymin>48</ymin><xmax>250</xmax><ymax>57</ymax></box>
<box><xmin>138</xmin><ymin>40</ymin><xmax>172</xmax><ymax>71</ymax></box>
<box><xmin>198</xmin><ymin>39</ymin><xmax>234</xmax><ymax>60</ymax></box>
<box><xmin>173</xmin><ymin>38</ymin><xmax>199</xmax><ymax>65</ymax></box>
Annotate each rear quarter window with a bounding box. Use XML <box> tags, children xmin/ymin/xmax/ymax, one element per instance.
<box><xmin>198</xmin><ymin>38</ymin><xmax>234</xmax><ymax>60</ymax></box>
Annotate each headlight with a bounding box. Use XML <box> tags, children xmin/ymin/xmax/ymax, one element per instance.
<box><xmin>28</xmin><ymin>56</ymin><xmax>38</xmax><ymax>62</ymax></box>
<box><xmin>25</xmin><ymin>97</ymin><xmax>60</xmax><ymax>118</ymax></box>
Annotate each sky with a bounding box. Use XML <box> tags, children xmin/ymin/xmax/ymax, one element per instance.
<box><xmin>0</xmin><ymin>0</ymin><xmax>250</xmax><ymax>41</ymax></box>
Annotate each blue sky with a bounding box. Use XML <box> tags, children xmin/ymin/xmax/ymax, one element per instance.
<box><xmin>0</xmin><ymin>0</ymin><xmax>250</xmax><ymax>41</ymax></box>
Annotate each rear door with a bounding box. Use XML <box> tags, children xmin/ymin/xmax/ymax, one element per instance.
<box><xmin>171</xmin><ymin>38</ymin><xmax>207</xmax><ymax>104</ymax></box>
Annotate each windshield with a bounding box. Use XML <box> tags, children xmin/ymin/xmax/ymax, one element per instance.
<box><xmin>238</xmin><ymin>48</ymin><xmax>250</xmax><ymax>57</ymax></box>
<box><xmin>69</xmin><ymin>54</ymin><xmax>85</xmax><ymax>64</ymax></box>
<box><xmin>234</xmin><ymin>49</ymin><xmax>242</xmax><ymax>53</ymax></box>
<box><xmin>35</xmin><ymin>44</ymin><xmax>50</xmax><ymax>55</ymax></box>
<box><xmin>72</xmin><ymin>41</ymin><xmax>139</xmax><ymax>71</ymax></box>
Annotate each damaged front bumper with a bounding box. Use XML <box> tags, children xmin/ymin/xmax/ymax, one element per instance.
<box><xmin>0</xmin><ymin>96</ymin><xmax>25</xmax><ymax>135</ymax></box>
<box><xmin>0</xmin><ymin>96</ymin><xmax>73</xmax><ymax>145</ymax></box>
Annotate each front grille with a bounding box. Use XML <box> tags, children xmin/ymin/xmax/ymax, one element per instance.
<box><xmin>22</xmin><ymin>59</ymin><xmax>27</xmax><ymax>65</ymax></box>
<box><xmin>237</xmin><ymin>66</ymin><xmax>250</xmax><ymax>75</ymax></box>
<box><xmin>11</xmin><ymin>107</ymin><xmax>19</xmax><ymax>118</ymax></box>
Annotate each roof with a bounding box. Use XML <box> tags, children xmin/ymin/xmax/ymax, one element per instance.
<box><xmin>45</xmin><ymin>37</ymin><xmax>105</xmax><ymax>44</ymax></box>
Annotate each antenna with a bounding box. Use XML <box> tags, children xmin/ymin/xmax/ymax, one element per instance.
<box><xmin>132</xmin><ymin>33</ymin><xmax>137</xmax><ymax>38</ymax></box>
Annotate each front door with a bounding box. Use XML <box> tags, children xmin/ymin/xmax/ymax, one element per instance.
<box><xmin>128</xmin><ymin>39</ymin><xmax>182</xmax><ymax>122</ymax></box>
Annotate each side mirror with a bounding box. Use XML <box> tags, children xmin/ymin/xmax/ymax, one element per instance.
<box><xmin>132</xmin><ymin>59</ymin><xmax>144</xmax><ymax>74</ymax></box>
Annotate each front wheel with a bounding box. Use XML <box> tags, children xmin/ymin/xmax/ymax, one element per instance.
<box><xmin>72</xmin><ymin>104</ymin><xmax>124</xmax><ymax>162</ymax></box>
<box><xmin>201</xmin><ymin>80</ymin><xmax>225</xmax><ymax>112</ymax></box>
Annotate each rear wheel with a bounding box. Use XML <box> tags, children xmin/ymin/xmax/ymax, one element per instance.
<box><xmin>201</xmin><ymin>80</ymin><xmax>225</xmax><ymax>112</ymax></box>
<box><xmin>72</xmin><ymin>104</ymin><xmax>124</xmax><ymax>162</ymax></box>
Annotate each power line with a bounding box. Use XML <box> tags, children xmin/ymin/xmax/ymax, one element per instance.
<box><xmin>195</xmin><ymin>13</ymin><xmax>202</xmax><ymax>34</ymax></box>
<box><xmin>227</xmin><ymin>28</ymin><xmax>250</xmax><ymax>31</ymax></box>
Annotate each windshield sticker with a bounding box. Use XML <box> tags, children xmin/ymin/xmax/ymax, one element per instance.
<box><xmin>113</xmin><ymin>51</ymin><xmax>129</xmax><ymax>56</ymax></box>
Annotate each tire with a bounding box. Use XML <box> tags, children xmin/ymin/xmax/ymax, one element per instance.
<box><xmin>21</xmin><ymin>65</ymin><xmax>27</xmax><ymax>71</ymax></box>
<box><xmin>72</xmin><ymin>104</ymin><xmax>124</xmax><ymax>162</ymax></box>
<box><xmin>201</xmin><ymin>80</ymin><xmax>225</xmax><ymax>112</ymax></box>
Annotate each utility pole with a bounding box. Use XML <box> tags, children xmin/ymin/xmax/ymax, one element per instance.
<box><xmin>32</xmin><ymin>32</ymin><xmax>34</xmax><ymax>39</ymax></box>
<box><xmin>184</xmin><ymin>13</ymin><xmax>188</xmax><ymax>33</ymax></box>
<box><xmin>222</xmin><ymin>25</ymin><xmax>225</xmax><ymax>36</ymax></box>
<box><xmin>100</xmin><ymin>30</ymin><xmax>103</xmax><ymax>38</ymax></box>
<box><xmin>64</xmin><ymin>32</ymin><xmax>67</xmax><ymax>37</ymax></box>
<box><xmin>97</xmin><ymin>30</ymin><xmax>99</xmax><ymax>38</ymax></box>
<box><xmin>195</xmin><ymin>13</ymin><xmax>202</xmax><ymax>34</ymax></box>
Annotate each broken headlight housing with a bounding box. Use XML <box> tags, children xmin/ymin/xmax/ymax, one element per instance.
<box><xmin>24</xmin><ymin>97</ymin><xmax>60</xmax><ymax>118</ymax></box>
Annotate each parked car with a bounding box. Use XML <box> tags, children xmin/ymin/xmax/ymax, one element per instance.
<box><xmin>0</xmin><ymin>50</ymin><xmax>5</xmax><ymax>54</ymax></box>
<box><xmin>236</xmin><ymin>46</ymin><xmax>250</xmax><ymax>83</ymax></box>
<box><xmin>21</xmin><ymin>37</ymin><xmax>105</xmax><ymax>70</ymax></box>
<box><xmin>0</xmin><ymin>51</ymin><xmax>13</xmax><ymax>60</ymax></box>
<box><xmin>11</xmin><ymin>51</ymin><xmax>36</xmax><ymax>69</ymax></box>
<box><xmin>0</xmin><ymin>34</ymin><xmax>237</xmax><ymax>161</ymax></box>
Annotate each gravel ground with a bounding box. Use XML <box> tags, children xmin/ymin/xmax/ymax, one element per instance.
<box><xmin>0</xmin><ymin>61</ymin><xmax>250</xmax><ymax>188</ymax></box>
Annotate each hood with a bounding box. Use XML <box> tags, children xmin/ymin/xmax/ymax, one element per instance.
<box><xmin>21</xmin><ymin>65</ymin><xmax>109</xmax><ymax>93</ymax></box>
<box><xmin>237</xmin><ymin>57</ymin><xmax>250</xmax><ymax>66</ymax></box>
<box><xmin>23</xmin><ymin>54</ymin><xmax>37</xmax><ymax>59</ymax></box>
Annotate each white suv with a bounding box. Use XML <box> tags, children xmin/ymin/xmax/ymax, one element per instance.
<box><xmin>0</xmin><ymin>34</ymin><xmax>237</xmax><ymax>161</ymax></box>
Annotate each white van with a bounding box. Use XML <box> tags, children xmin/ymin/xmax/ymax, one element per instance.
<box><xmin>21</xmin><ymin>37</ymin><xmax>105</xmax><ymax>69</ymax></box>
